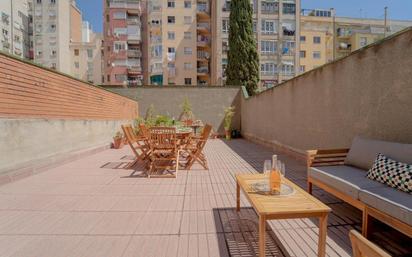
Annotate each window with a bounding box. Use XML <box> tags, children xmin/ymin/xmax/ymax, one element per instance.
<box><xmin>300</xmin><ymin>51</ymin><xmax>306</xmax><ymax>58</ymax></box>
<box><xmin>283</xmin><ymin>3</ymin><xmax>296</xmax><ymax>15</ymax></box>
<box><xmin>152</xmin><ymin>45</ymin><xmax>162</xmax><ymax>57</ymax></box>
<box><xmin>299</xmin><ymin>66</ymin><xmax>305</xmax><ymax>73</ymax></box>
<box><xmin>261</xmin><ymin>20</ymin><xmax>277</xmax><ymax>34</ymax></box>
<box><xmin>260</xmin><ymin>63</ymin><xmax>277</xmax><ymax>75</ymax></box>
<box><xmin>50</xmin><ymin>0</ymin><xmax>56</xmax><ymax>4</ymax></box>
<box><xmin>184</xmin><ymin>32</ymin><xmax>192</xmax><ymax>39</ymax></box>
<box><xmin>113</xmin><ymin>12</ymin><xmax>126</xmax><ymax>19</ymax></box>
<box><xmin>74</xmin><ymin>62</ymin><xmax>79</xmax><ymax>69</ymax></box>
<box><xmin>167</xmin><ymin>16</ymin><xmax>175</xmax><ymax>24</ymax></box>
<box><xmin>313</xmin><ymin>51</ymin><xmax>321</xmax><ymax>59</ymax></box>
<box><xmin>113</xmin><ymin>41</ymin><xmax>127</xmax><ymax>52</ymax></box>
<box><xmin>87</xmin><ymin>49</ymin><xmax>93</xmax><ymax>58</ymax></box>
<box><xmin>2</xmin><ymin>29</ymin><xmax>8</xmax><ymax>37</ymax></box>
<box><xmin>184</xmin><ymin>62</ymin><xmax>192</xmax><ymax>70</ymax></box>
<box><xmin>360</xmin><ymin>37</ymin><xmax>368</xmax><ymax>47</ymax></box>
<box><xmin>184</xmin><ymin>78</ymin><xmax>192</xmax><ymax>85</ymax></box>
<box><xmin>261</xmin><ymin>1</ymin><xmax>278</xmax><ymax>14</ymax></box>
<box><xmin>184</xmin><ymin>16</ymin><xmax>192</xmax><ymax>24</ymax></box>
<box><xmin>168</xmin><ymin>31</ymin><xmax>175</xmax><ymax>40</ymax></box>
<box><xmin>184</xmin><ymin>47</ymin><xmax>192</xmax><ymax>55</ymax></box>
<box><xmin>49</xmin><ymin>24</ymin><xmax>56</xmax><ymax>32</ymax></box>
<box><xmin>115</xmin><ymin>74</ymin><xmax>127</xmax><ymax>82</ymax></box>
<box><xmin>282</xmin><ymin>41</ymin><xmax>295</xmax><ymax>55</ymax></box>
<box><xmin>36</xmin><ymin>0</ymin><xmax>42</xmax><ymax>3</ymax></box>
<box><xmin>313</xmin><ymin>36</ymin><xmax>321</xmax><ymax>44</ymax></box>
<box><xmin>106</xmin><ymin>14</ymin><xmax>109</xmax><ymax>22</ymax></box>
<box><xmin>253</xmin><ymin>21</ymin><xmax>257</xmax><ymax>33</ymax></box>
<box><xmin>74</xmin><ymin>49</ymin><xmax>79</xmax><ymax>56</ymax></box>
<box><xmin>184</xmin><ymin>1</ymin><xmax>191</xmax><ymax>8</ymax></box>
<box><xmin>282</xmin><ymin>64</ymin><xmax>294</xmax><ymax>75</ymax></box>
<box><xmin>50</xmin><ymin>50</ymin><xmax>56</xmax><ymax>56</ymax></box>
<box><xmin>222</xmin><ymin>19</ymin><xmax>229</xmax><ymax>33</ymax></box>
<box><xmin>107</xmin><ymin>75</ymin><xmax>111</xmax><ymax>82</ymax></box>
<box><xmin>168</xmin><ymin>47</ymin><xmax>175</xmax><ymax>53</ymax></box>
<box><xmin>300</xmin><ymin>36</ymin><xmax>306</xmax><ymax>42</ymax></box>
<box><xmin>51</xmin><ymin>63</ymin><xmax>56</xmax><ymax>69</ymax></box>
<box><xmin>260</xmin><ymin>40</ymin><xmax>276</xmax><ymax>54</ymax></box>
<box><xmin>167</xmin><ymin>0</ymin><xmax>175</xmax><ymax>8</ymax></box>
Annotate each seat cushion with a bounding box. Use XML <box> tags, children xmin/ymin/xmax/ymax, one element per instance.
<box><xmin>359</xmin><ymin>187</ymin><xmax>412</xmax><ymax>226</ymax></box>
<box><xmin>344</xmin><ymin>136</ymin><xmax>412</xmax><ymax>170</ymax></box>
<box><xmin>308</xmin><ymin>165</ymin><xmax>384</xmax><ymax>199</ymax></box>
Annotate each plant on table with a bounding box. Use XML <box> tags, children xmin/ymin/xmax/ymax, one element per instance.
<box><xmin>179</xmin><ymin>97</ymin><xmax>194</xmax><ymax>125</ymax></box>
<box><xmin>224</xmin><ymin>106</ymin><xmax>235</xmax><ymax>140</ymax></box>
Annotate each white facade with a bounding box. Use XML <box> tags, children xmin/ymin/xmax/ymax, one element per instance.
<box><xmin>31</xmin><ymin>0</ymin><xmax>71</xmax><ymax>73</ymax></box>
<box><xmin>0</xmin><ymin>0</ymin><xmax>30</xmax><ymax>58</ymax></box>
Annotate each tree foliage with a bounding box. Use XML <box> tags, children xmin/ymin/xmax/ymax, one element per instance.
<box><xmin>226</xmin><ymin>0</ymin><xmax>259</xmax><ymax>95</ymax></box>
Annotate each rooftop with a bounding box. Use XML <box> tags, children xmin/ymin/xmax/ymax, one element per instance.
<box><xmin>0</xmin><ymin>139</ymin><xmax>410</xmax><ymax>256</ymax></box>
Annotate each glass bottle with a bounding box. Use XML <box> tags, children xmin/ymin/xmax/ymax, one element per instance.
<box><xmin>270</xmin><ymin>155</ymin><xmax>281</xmax><ymax>194</ymax></box>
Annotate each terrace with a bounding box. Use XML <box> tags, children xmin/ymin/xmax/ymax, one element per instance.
<box><xmin>1</xmin><ymin>27</ymin><xmax>412</xmax><ymax>257</ymax></box>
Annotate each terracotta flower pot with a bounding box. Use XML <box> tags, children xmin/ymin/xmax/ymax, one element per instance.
<box><xmin>113</xmin><ymin>137</ymin><xmax>124</xmax><ymax>149</ymax></box>
<box><xmin>225</xmin><ymin>130</ymin><xmax>231</xmax><ymax>140</ymax></box>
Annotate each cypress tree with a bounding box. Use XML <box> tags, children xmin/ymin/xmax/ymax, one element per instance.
<box><xmin>226</xmin><ymin>0</ymin><xmax>259</xmax><ymax>95</ymax></box>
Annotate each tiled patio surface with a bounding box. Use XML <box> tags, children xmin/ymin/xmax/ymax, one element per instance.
<box><xmin>0</xmin><ymin>139</ymin><xmax>408</xmax><ymax>257</ymax></box>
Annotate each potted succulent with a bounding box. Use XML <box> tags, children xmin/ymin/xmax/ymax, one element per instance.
<box><xmin>112</xmin><ymin>131</ymin><xmax>124</xmax><ymax>149</ymax></box>
<box><xmin>179</xmin><ymin>97</ymin><xmax>194</xmax><ymax>126</ymax></box>
<box><xmin>224</xmin><ymin>106</ymin><xmax>235</xmax><ymax>140</ymax></box>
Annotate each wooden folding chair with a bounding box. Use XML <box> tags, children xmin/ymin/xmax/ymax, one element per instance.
<box><xmin>182</xmin><ymin>124</ymin><xmax>212</xmax><ymax>170</ymax></box>
<box><xmin>148</xmin><ymin>126</ymin><xmax>180</xmax><ymax>178</ymax></box>
<box><xmin>349</xmin><ymin>230</ymin><xmax>391</xmax><ymax>257</ymax></box>
<box><xmin>121</xmin><ymin>124</ymin><xmax>151</xmax><ymax>169</ymax></box>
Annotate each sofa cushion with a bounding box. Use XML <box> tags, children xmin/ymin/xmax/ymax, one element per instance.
<box><xmin>367</xmin><ymin>153</ymin><xmax>412</xmax><ymax>194</ymax></box>
<box><xmin>308</xmin><ymin>165</ymin><xmax>384</xmax><ymax>199</ymax></box>
<box><xmin>359</xmin><ymin>187</ymin><xmax>412</xmax><ymax>226</ymax></box>
<box><xmin>344</xmin><ymin>136</ymin><xmax>412</xmax><ymax>170</ymax></box>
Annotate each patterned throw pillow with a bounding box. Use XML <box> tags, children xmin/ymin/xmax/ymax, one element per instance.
<box><xmin>367</xmin><ymin>153</ymin><xmax>412</xmax><ymax>194</ymax></box>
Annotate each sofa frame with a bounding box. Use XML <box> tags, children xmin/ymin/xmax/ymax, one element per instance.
<box><xmin>306</xmin><ymin>148</ymin><xmax>412</xmax><ymax>238</ymax></box>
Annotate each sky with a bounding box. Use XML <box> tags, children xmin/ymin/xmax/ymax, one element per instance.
<box><xmin>76</xmin><ymin>0</ymin><xmax>412</xmax><ymax>33</ymax></box>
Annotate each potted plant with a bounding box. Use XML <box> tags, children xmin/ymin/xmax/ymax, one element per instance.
<box><xmin>179</xmin><ymin>97</ymin><xmax>194</xmax><ymax>126</ymax></box>
<box><xmin>224</xmin><ymin>106</ymin><xmax>235</xmax><ymax>140</ymax></box>
<box><xmin>112</xmin><ymin>131</ymin><xmax>124</xmax><ymax>149</ymax></box>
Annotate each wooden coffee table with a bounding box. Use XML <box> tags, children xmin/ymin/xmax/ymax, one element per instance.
<box><xmin>236</xmin><ymin>174</ymin><xmax>331</xmax><ymax>257</ymax></box>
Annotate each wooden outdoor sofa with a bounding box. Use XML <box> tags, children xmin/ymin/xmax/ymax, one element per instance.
<box><xmin>307</xmin><ymin>136</ymin><xmax>412</xmax><ymax>238</ymax></box>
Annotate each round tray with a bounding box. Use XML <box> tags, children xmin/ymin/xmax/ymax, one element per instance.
<box><xmin>251</xmin><ymin>181</ymin><xmax>295</xmax><ymax>196</ymax></box>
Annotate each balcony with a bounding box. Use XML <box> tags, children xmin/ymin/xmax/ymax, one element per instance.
<box><xmin>127</xmin><ymin>18</ymin><xmax>141</xmax><ymax>25</ymax></box>
<box><xmin>127</xmin><ymin>35</ymin><xmax>141</xmax><ymax>44</ymax></box>
<box><xmin>168</xmin><ymin>67</ymin><xmax>176</xmax><ymax>77</ymax></box>
<box><xmin>167</xmin><ymin>52</ymin><xmax>176</xmax><ymax>62</ymax></box>
<box><xmin>127</xmin><ymin>65</ymin><xmax>142</xmax><ymax>74</ymax></box>
<box><xmin>109</xmin><ymin>1</ymin><xmax>141</xmax><ymax>10</ymax></box>
<box><xmin>127</xmin><ymin>49</ymin><xmax>141</xmax><ymax>58</ymax></box>
<box><xmin>197</xmin><ymin>2</ymin><xmax>210</xmax><ymax>19</ymax></box>
<box><xmin>197</xmin><ymin>22</ymin><xmax>210</xmax><ymax>34</ymax></box>
<box><xmin>197</xmin><ymin>66</ymin><xmax>209</xmax><ymax>75</ymax></box>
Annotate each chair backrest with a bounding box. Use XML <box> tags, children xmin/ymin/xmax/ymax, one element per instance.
<box><xmin>201</xmin><ymin>124</ymin><xmax>212</xmax><ymax>141</ymax></box>
<box><xmin>349</xmin><ymin>230</ymin><xmax>391</xmax><ymax>257</ymax></box>
<box><xmin>139</xmin><ymin>123</ymin><xmax>150</xmax><ymax>139</ymax></box>
<box><xmin>149</xmin><ymin>127</ymin><xmax>177</xmax><ymax>150</ymax></box>
<box><xmin>121</xmin><ymin>124</ymin><xmax>137</xmax><ymax>143</ymax></box>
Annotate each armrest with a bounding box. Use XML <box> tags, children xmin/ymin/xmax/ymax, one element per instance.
<box><xmin>307</xmin><ymin>148</ymin><xmax>349</xmax><ymax>167</ymax></box>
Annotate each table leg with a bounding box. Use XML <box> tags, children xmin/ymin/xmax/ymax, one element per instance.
<box><xmin>259</xmin><ymin>215</ymin><xmax>266</xmax><ymax>257</ymax></box>
<box><xmin>236</xmin><ymin>181</ymin><xmax>240</xmax><ymax>212</ymax></box>
<box><xmin>318</xmin><ymin>213</ymin><xmax>328</xmax><ymax>257</ymax></box>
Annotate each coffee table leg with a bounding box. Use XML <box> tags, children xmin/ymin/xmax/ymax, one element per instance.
<box><xmin>236</xmin><ymin>181</ymin><xmax>240</xmax><ymax>212</ymax></box>
<box><xmin>318</xmin><ymin>213</ymin><xmax>328</xmax><ymax>257</ymax></box>
<box><xmin>259</xmin><ymin>215</ymin><xmax>266</xmax><ymax>257</ymax></box>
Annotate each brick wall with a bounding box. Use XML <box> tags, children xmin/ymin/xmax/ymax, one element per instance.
<box><xmin>0</xmin><ymin>52</ymin><xmax>138</xmax><ymax>119</ymax></box>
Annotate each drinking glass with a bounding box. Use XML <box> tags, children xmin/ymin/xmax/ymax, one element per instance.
<box><xmin>278</xmin><ymin>161</ymin><xmax>286</xmax><ymax>178</ymax></box>
<box><xmin>263</xmin><ymin>160</ymin><xmax>272</xmax><ymax>175</ymax></box>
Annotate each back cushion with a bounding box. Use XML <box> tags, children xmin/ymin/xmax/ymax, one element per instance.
<box><xmin>345</xmin><ymin>136</ymin><xmax>412</xmax><ymax>170</ymax></box>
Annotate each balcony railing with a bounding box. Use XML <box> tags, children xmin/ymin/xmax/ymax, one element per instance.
<box><xmin>127</xmin><ymin>49</ymin><xmax>141</xmax><ymax>58</ymax></box>
<box><xmin>197</xmin><ymin>66</ymin><xmax>209</xmax><ymax>74</ymax></box>
<box><xmin>168</xmin><ymin>67</ymin><xmax>176</xmax><ymax>77</ymax></box>
<box><xmin>167</xmin><ymin>52</ymin><xmax>176</xmax><ymax>62</ymax></box>
<box><xmin>197</xmin><ymin>23</ymin><xmax>210</xmax><ymax>32</ymax></box>
<box><xmin>128</xmin><ymin>66</ymin><xmax>142</xmax><ymax>73</ymax></box>
<box><xmin>109</xmin><ymin>1</ymin><xmax>140</xmax><ymax>9</ymax></box>
<box><xmin>127</xmin><ymin>18</ymin><xmax>141</xmax><ymax>25</ymax></box>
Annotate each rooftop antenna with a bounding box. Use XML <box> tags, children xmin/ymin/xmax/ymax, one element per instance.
<box><xmin>384</xmin><ymin>6</ymin><xmax>388</xmax><ymax>37</ymax></box>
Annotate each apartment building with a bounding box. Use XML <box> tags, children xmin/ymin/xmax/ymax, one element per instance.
<box><xmin>70</xmin><ymin>23</ymin><xmax>103</xmax><ymax>84</ymax></box>
<box><xmin>300</xmin><ymin>9</ymin><xmax>412</xmax><ymax>72</ymax></box>
<box><xmin>103</xmin><ymin>0</ymin><xmax>143</xmax><ymax>86</ymax></box>
<box><xmin>144</xmin><ymin>0</ymin><xmax>211</xmax><ymax>85</ymax></box>
<box><xmin>0</xmin><ymin>0</ymin><xmax>30</xmax><ymax>59</ymax></box>
<box><xmin>31</xmin><ymin>0</ymin><xmax>75</xmax><ymax>74</ymax></box>
<box><xmin>212</xmin><ymin>0</ymin><xmax>301</xmax><ymax>88</ymax></box>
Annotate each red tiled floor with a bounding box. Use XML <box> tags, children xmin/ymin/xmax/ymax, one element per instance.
<box><xmin>0</xmin><ymin>139</ymin><xmax>396</xmax><ymax>257</ymax></box>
